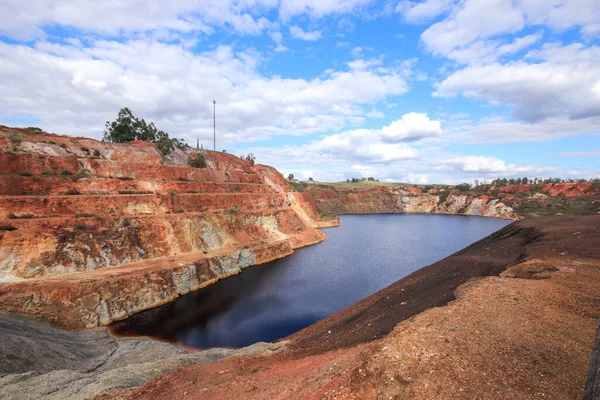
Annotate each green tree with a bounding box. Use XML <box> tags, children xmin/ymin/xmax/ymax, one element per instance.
<box><xmin>287</xmin><ymin>173</ymin><xmax>294</xmax><ymax>180</ymax></box>
<box><xmin>308</xmin><ymin>177</ymin><xmax>313</xmax><ymax>182</ymax></box>
<box><xmin>103</xmin><ymin>108</ymin><xmax>185</xmax><ymax>155</ymax></box>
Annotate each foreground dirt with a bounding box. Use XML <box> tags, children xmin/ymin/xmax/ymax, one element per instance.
<box><xmin>0</xmin><ymin>312</ymin><xmax>287</xmax><ymax>400</ymax></box>
<box><xmin>102</xmin><ymin>216</ymin><xmax>600</xmax><ymax>400</ymax></box>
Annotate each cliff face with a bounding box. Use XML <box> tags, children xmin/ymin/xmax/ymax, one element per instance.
<box><xmin>304</xmin><ymin>185</ymin><xmax>517</xmax><ymax>219</ymax></box>
<box><xmin>303</xmin><ymin>181</ymin><xmax>599</xmax><ymax>220</ymax></box>
<box><xmin>0</xmin><ymin>126</ymin><xmax>326</xmax><ymax>329</ymax></box>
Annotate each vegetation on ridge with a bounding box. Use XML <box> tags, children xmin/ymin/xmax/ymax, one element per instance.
<box><xmin>103</xmin><ymin>107</ymin><xmax>187</xmax><ymax>155</ymax></box>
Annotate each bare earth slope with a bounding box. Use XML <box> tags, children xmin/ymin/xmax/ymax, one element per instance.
<box><xmin>0</xmin><ymin>126</ymin><xmax>328</xmax><ymax>329</ymax></box>
<box><xmin>103</xmin><ymin>215</ymin><xmax>600</xmax><ymax>400</ymax></box>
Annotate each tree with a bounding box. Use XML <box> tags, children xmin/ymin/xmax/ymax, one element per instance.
<box><xmin>287</xmin><ymin>173</ymin><xmax>294</xmax><ymax>180</ymax></box>
<box><xmin>308</xmin><ymin>177</ymin><xmax>313</xmax><ymax>182</ymax></box>
<box><xmin>103</xmin><ymin>107</ymin><xmax>185</xmax><ymax>155</ymax></box>
<box><xmin>241</xmin><ymin>153</ymin><xmax>256</xmax><ymax>165</ymax></box>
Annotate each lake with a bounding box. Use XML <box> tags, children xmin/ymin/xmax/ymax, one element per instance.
<box><xmin>112</xmin><ymin>214</ymin><xmax>510</xmax><ymax>348</ymax></box>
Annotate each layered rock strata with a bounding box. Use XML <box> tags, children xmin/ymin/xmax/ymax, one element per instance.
<box><xmin>304</xmin><ymin>181</ymin><xmax>599</xmax><ymax>219</ymax></box>
<box><xmin>0</xmin><ymin>126</ymin><xmax>327</xmax><ymax>329</ymax></box>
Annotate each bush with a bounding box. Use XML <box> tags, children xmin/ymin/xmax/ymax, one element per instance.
<box><xmin>240</xmin><ymin>153</ymin><xmax>256</xmax><ymax>165</ymax></box>
<box><xmin>117</xmin><ymin>176</ymin><xmax>133</xmax><ymax>181</ymax></box>
<box><xmin>19</xmin><ymin>172</ymin><xmax>33</xmax><ymax>177</ymax></box>
<box><xmin>93</xmin><ymin>149</ymin><xmax>101</xmax><ymax>157</ymax></box>
<box><xmin>60</xmin><ymin>143</ymin><xmax>67</xmax><ymax>149</ymax></box>
<box><xmin>24</xmin><ymin>127</ymin><xmax>43</xmax><ymax>132</ymax></box>
<box><xmin>188</xmin><ymin>152</ymin><xmax>206</xmax><ymax>168</ymax></box>
<box><xmin>75</xmin><ymin>222</ymin><xmax>87</xmax><ymax>230</ymax></box>
<box><xmin>41</xmin><ymin>169</ymin><xmax>55</xmax><ymax>176</ymax></box>
<box><xmin>64</xmin><ymin>189</ymin><xmax>82</xmax><ymax>195</ymax></box>
<box><xmin>455</xmin><ymin>183</ymin><xmax>471</xmax><ymax>191</ymax></box>
<box><xmin>60</xmin><ymin>169</ymin><xmax>72</xmax><ymax>176</ymax></box>
<box><xmin>80</xmin><ymin>147</ymin><xmax>90</xmax><ymax>153</ymax></box>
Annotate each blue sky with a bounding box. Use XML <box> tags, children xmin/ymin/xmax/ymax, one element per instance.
<box><xmin>0</xmin><ymin>0</ymin><xmax>598</xmax><ymax>183</ymax></box>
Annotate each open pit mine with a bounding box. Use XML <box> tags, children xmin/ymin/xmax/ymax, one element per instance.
<box><xmin>0</xmin><ymin>125</ymin><xmax>599</xmax><ymax>399</ymax></box>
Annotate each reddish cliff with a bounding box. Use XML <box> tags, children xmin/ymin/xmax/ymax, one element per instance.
<box><xmin>302</xmin><ymin>181</ymin><xmax>599</xmax><ymax>219</ymax></box>
<box><xmin>0</xmin><ymin>126</ymin><xmax>327</xmax><ymax>329</ymax></box>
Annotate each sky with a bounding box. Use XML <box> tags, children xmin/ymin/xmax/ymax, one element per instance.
<box><xmin>0</xmin><ymin>0</ymin><xmax>599</xmax><ymax>184</ymax></box>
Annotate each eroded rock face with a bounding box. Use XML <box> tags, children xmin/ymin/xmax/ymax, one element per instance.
<box><xmin>307</xmin><ymin>186</ymin><xmax>519</xmax><ymax>219</ymax></box>
<box><xmin>305</xmin><ymin>181</ymin><xmax>600</xmax><ymax>220</ymax></box>
<box><xmin>0</xmin><ymin>126</ymin><xmax>328</xmax><ymax>328</ymax></box>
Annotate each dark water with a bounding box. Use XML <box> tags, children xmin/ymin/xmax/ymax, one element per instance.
<box><xmin>112</xmin><ymin>214</ymin><xmax>510</xmax><ymax>349</ymax></box>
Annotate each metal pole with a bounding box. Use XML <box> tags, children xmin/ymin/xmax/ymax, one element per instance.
<box><xmin>213</xmin><ymin>100</ymin><xmax>216</xmax><ymax>151</ymax></box>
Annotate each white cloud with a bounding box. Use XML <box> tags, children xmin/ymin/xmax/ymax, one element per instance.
<box><xmin>435</xmin><ymin>55</ymin><xmax>600</xmax><ymax>122</ymax></box>
<box><xmin>420</xmin><ymin>0</ymin><xmax>600</xmax><ymax>59</ymax></box>
<box><xmin>0</xmin><ymin>39</ymin><xmax>408</xmax><ymax>144</ymax></box>
<box><xmin>347</xmin><ymin>58</ymin><xmax>382</xmax><ymax>70</ymax></box>
<box><xmin>0</xmin><ymin>0</ymin><xmax>376</xmax><ymax>39</ymax></box>
<box><xmin>444</xmin><ymin>115</ymin><xmax>600</xmax><ymax>144</ymax></box>
<box><xmin>269</xmin><ymin>30</ymin><xmax>288</xmax><ymax>52</ymax></box>
<box><xmin>289</xmin><ymin>26</ymin><xmax>323</xmax><ymax>41</ymax></box>
<box><xmin>444</xmin><ymin>31</ymin><xmax>543</xmax><ymax>64</ymax></box>
<box><xmin>550</xmin><ymin>151</ymin><xmax>600</xmax><ymax>157</ymax></box>
<box><xmin>381</xmin><ymin>113</ymin><xmax>442</xmax><ymax>142</ymax></box>
<box><xmin>396</xmin><ymin>0</ymin><xmax>453</xmax><ymax>23</ymax></box>
<box><xmin>421</xmin><ymin>0</ymin><xmax>525</xmax><ymax>57</ymax></box>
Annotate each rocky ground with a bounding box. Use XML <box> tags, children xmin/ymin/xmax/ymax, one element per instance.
<box><xmin>0</xmin><ymin>312</ymin><xmax>285</xmax><ymax>400</ymax></box>
<box><xmin>95</xmin><ymin>215</ymin><xmax>600</xmax><ymax>399</ymax></box>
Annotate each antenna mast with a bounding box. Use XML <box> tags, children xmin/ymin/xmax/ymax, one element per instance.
<box><xmin>213</xmin><ymin>100</ymin><xmax>216</xmax><ymax>151</ymax></box>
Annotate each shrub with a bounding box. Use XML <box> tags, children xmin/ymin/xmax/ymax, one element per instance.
<box><xmin>24</xmin><ymin>127</ymin><xmax>43</xmax><ymax>132</ymax></box>
<box><xmin>80</xmin><ymin>147</ymin><xmax>90</xmax><ymax>153</ymax></box>
<box><xmin>93</xmin><ymin>149</ymin><xmax>101</xmax><ymax>157</ymax></box>
<box><xmin>75</xmin><ymin>222</ymin><xmax>87</xmax><ymax>230</ymax></box>
<box><xmin>19</xmin><ymin>172</ymin><xmax>33</xmax><ymax>177</ymax></box>
<box><xmin>64</xmin><ymin>189</ymin><xmax>82</xmax><ymax>195</ymax></box>
<box><xmin>455</xmin><ymin>183</ymin><xmax>471</xmax><ymax>191</ymax></box>
<box><xmin>240</xmin><ymin>153</ymin><xmax>256</xmax><ymax>165</ymax></box>
<box><xmin>188</xmin><ymin>152</ymin><xmax>206</xmax><ymax>168</ymax></box>
<box><xmin>7</xmin><ymin>133</ymin><xmax>24</xmax><ymax>148</ymax></box>
<box><xmin>60</xmin><ymin>143</ymin><xmax>67</xmax><ymax>149</ymax></box>
<box><xmin>60</xmin><ymin>169</ymin><xmax>72</xmax><ymax>176</ymax></box>
<box><xmin>41</xmin><ymin>169</ymin><xmax>55</xmax><ymax>176</ymax></box>
<box><xmin>117</xmin><ymin>176</ymin><xmax>133</xmax><ymax>181</ymax></box>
